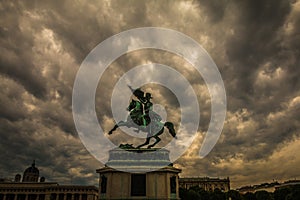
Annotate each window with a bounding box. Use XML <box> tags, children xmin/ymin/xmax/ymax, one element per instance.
<box><xmin>38</xmin><ymin>194</ymin><xmax>45</xmax><ymax>200</ymax></box>
<box><xmin>100</xmin><ymin>175</ymin><xmax>107</xmax><ymax>194</ymax></box>
<box><xmin>28</xmin><ymin>195</ymin><xmax>37</xmax><ymax>200</ymax></box>
<box><xmin>170</xmin><ymin>176</ymin><xmax>176</xmax><ymax>194</ymax></box>
<box><xmin>74</xmin><ymin>194</ymin><xmax>79</xmax><ymax>200</ymax></box>
<box><xmin>58</xmin><ymin>194</ymin><xmax>64</xmax><ymax>200</ymax></box>
<box><xmin>17</xmin><ymin>194</ymin><xmax>26</xmax><ymax>200</ymax></box>
<box><xmin>66</xmin><ymin>194</ymin><xmax>72</xmax><ymax>200</ymax></box>
<box><xmin>6</xmin><ymin>194</ymin><xmax>15</xmax><ymax>200</ymax></box>
<box><xmin>50</xmin><ymin>193</ymin><xmax>57</xmax><ymax>200</ymax></box>
<box><xmin>131</xmin><ymin>174</ymin><xmax>146</xmax><ymax>196</ymax></box>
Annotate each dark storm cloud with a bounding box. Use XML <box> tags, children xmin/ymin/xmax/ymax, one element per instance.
<box><xmin>0</xmin><ymin>0</ymin><xmax>105</xmax><ymax>183</ymax></box>
<box><xmin>218</xmin><ymin>0</ymin><xmax>300</xmax><ymax>157</ymax></box>
<box><xmin>224</xmin><ymin>0</ymin><xmax>292</xmax><ymax>95</ymax></box>
<box><xmin>196</xmin><ymin>0</ymin><xmax>227</xmax><ymax>23</ymax></box>
<box><xmin>1</xmin><ymin>0</ymin><xmax>300</xmax><ymax>188</ymax></box>
<box><xmin>157</xmin><ymin>0</ymin><xmax>300</xmax><ymax>187</ymax></box>
<box><xmin>0</xmin><ymin>3</ymin><xmax>47</xmax><ymax>98</ymax></box>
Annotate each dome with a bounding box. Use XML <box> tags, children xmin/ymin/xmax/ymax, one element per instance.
<box><xmin>24</xmin><ymin>162</ymin><xmax>39</xmax><ymax>174</ymax></box>
<box><xmin>22</xmin><ymin>160</ymin><xmax>39</xmax><ymax>182</ymax></box>
<box><xmin>15</xmin><ymin>174</ymin><xmax>21</xmax><ymax>182</ymax></box>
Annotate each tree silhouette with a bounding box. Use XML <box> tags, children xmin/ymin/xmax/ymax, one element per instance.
<box><xmin>255</xmin><ymin>190</ymin><xmax>272</xmax><ymax>200</ymax></box>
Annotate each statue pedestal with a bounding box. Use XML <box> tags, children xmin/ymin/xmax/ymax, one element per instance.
<box><xmin>96</xmin><ymin>148</ymin><xmax>181</xmax><ymax>200</ymax></box>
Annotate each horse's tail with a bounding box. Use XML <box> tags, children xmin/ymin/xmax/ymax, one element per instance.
<box><xmin>164</xmin><ymin>122</ymin><xmax>176</xmax><ymax>138</ymax></box>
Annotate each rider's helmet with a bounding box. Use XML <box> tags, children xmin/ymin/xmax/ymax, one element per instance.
<box><xmin>145</xmin><ymin>93</ymin><xmax>152</xmax><ymax>100</ymax></box>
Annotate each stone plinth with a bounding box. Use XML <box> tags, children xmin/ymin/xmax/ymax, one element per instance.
<box><xmin>96</xmin><ymin>148</ymin><xmax>181</xmax><ymax>200</ymax></box>
<box><xmin>105</xmin><ymin>148</ymin><xmax>172</xmax><ymax>172</ymax></box>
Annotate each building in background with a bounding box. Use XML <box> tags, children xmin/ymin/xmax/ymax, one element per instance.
<box><xmin>0</xmin><ymin>162</ymin><xmax>98</xmax><ymax>200</ymax></box>
<box><xmin>236</xmin><ymin>182</ymin><xmax>280</xmax><ymax>194</ymax></box>
<box><xmin>275</xmin><ymin>180</ymin><xmax>300</xmax><ymax>190</ymax></box>
<box><xmin>21</xmin><ymin>161</ymin><xmax>40</xmax><ymax>183</ymax></box>
<box><xmin>179</xmin><ymin>177</ymin><xmax>230</xmax><ymax>192</ymax></box>
<box><xmin>236</xmin><ymin>180</ymin><xmax>300</xmax><ymax>194</ymax></box>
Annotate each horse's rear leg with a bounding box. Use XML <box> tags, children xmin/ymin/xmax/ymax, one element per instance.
<box><xmin>137</xmin><ymin>137</ymin><xmax>151</xmax><ymax>149</ymax></box>
<box><xmin>147</xmin><ymin>136</ymin><xmax>161</xmax><ymax>149</ymax></box>
<box><xmin>164</xmin><ymin>122</ymin><xmax>176</xmax><ymax>138</ymax></box>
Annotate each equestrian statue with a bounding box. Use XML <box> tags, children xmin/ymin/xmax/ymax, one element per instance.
<box><xmin>108</xmin><ymin>86</ymin><xmax>177</xmax><ymax>149</ymax></box>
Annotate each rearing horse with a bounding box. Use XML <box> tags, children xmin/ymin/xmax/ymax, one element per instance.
<box><xmin>108</xmin><ymin>99</ymin><xmax>176</xmax><ymax>148</ymax></box>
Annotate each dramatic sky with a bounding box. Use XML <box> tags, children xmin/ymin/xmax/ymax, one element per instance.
<box><xmin>1</xmin><ymin>0</ymin><xmax>300</xmax><ymax>188</ymax></box>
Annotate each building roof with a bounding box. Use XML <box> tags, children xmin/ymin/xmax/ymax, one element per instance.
<box><xmin>179</xmin><ymin>177</ymin><xmax>230</xmax><ymax>182</ymax></box>
<box><xmin>24</xmin><ymin>161</ymin><xmax>39</xmax><ymax>174</ymax></box>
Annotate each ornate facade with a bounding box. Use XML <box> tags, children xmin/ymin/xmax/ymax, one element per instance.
<box><xmin>0</xmin><ymin>162</ymin><xmax>98</xmax><ymax>200</ymax></box>
<box><xmin>179</xmin><ymin>177</ymin><xmax>230</xmax><ymax>192</ymax></box>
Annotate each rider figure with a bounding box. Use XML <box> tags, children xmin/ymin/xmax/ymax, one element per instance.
<box><xmin>128</xmin><ymin>86</ymin><xmax>161</xmax><ymax>127</ymax></box>
<box><xmin>141</xmin><ymin>92</ymin><xmax>153</xmax><ymax>126</ymax></box>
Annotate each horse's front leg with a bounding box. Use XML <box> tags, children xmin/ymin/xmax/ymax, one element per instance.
<box><xmin>108</xmin><ymin>124</ymin><xmax>118</xmax><ymax>135</ymax></box>
<box><xmin>108</xmin><ymin>121</ymin><xmax>126</xmax><ymax>135</ymax></box>
<box><xmin>147</xmin><ymin>128</ymin><xmax>164</xmax><ymax>148</ymax></box>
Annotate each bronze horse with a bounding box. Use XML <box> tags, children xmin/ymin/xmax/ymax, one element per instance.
<box><xmin>108</xmin><ymin>99</ymin><xmax>176</xmax><ymax>148</ymax></box>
